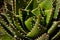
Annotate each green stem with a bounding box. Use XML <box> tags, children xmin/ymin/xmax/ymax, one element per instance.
<box><xmin>51</xmin><ymin>31</ymin><xmax>60</xmax><ymax>40</ymax></box>
<box><xmin>25</xmin><ymin>0</ymin><xmax>33</xmax><ymax>10</ymax></box>
<box><xmin>47</xmin><ymin>21</ymin><xmax>60</xmax><ymax>35</ymax></box>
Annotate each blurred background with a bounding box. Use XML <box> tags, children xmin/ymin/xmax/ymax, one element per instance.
<box><xmin>0</xmin><ymin>0</ymin><xmax>4</xmax><ymax>13</ymax></box>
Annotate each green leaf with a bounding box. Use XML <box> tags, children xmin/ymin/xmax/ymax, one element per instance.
<box><xmin>39</xmin><ymin>0</ymin><xmax>53</xmax><ymax>10</ymax></box>
<box><xmin>25</xmin><ymin>17</ymin><xmax>33</xmax><ymax>31</ymax></box>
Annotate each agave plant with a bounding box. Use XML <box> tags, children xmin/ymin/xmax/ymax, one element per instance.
<box><xmin>0</xmin><ymin>0</ymin><xmax>60</xmax><ymax>40</ymax></box>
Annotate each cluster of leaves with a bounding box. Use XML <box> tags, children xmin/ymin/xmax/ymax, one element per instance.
<box><xmin>0</xmin><ymin>0</ymin><xmax>60</xmax><ymax>40</ymax></box>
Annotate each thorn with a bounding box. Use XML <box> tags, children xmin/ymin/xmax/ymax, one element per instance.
<box><xmin>14</xmin><ymin>35</ymin><xmax>17</xmax><ymax>38</ymax></box>
<box><xmin>58</xmin><ymin>25</ymin><xmax>60</xmax><ymax>27</ymax></box>
<box><xmin>7</xmin><ymin>14</ymin><xmax>9</xmax><ymax>15</ymax></box>
<box><xmin>2</xmin><ymin>19</ymin><xmax>4</xmax><ymax>21</ymax></box>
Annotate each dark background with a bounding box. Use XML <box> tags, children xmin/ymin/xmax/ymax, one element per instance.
<box><xmin>0</xmin><ymin>0</ymin><xmax>4</xmax><ymax>8</ymax></box>
<box><xmin>0</xmin><ymin>0</ymin><xmax>4</xmax><ymax>13</ymax></box>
